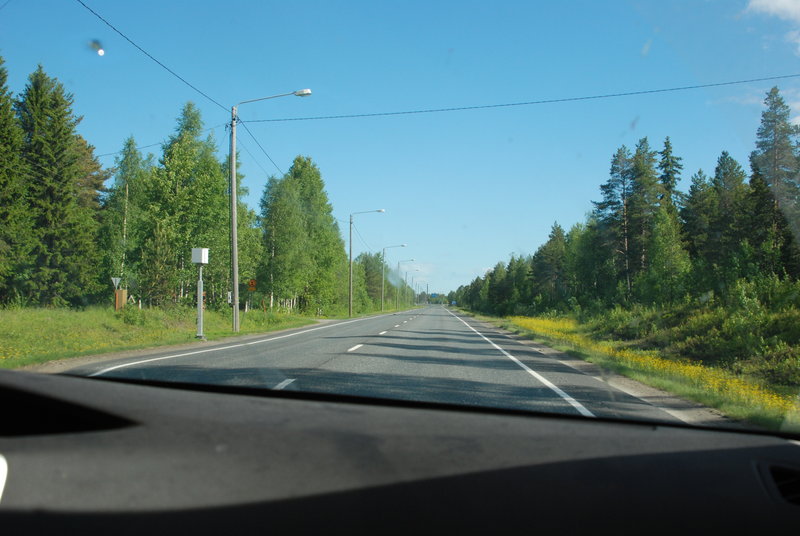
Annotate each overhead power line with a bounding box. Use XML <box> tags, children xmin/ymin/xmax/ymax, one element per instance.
<box><xmin>236</xmin><ymin>138</ymin><xmax>273</xmax><ymax>179</ymax></box>
<box><xmin>74</xmin><ymin>0</ymin><xmax>228</xmax><ymax>113</ymax></box>
<box><xmin>238</xmin><ymin>119</ymin><xmax>284</xmax><ymax>175</ymax></box>
<box><xmin>351</xmin><ymin>223</ymin><xmax>373</xmax><ymax>252</ymax></box>
<box><xmin>95</xmin><ymin>124</ymin><xmax>226</xmax><ymax>158</ymax></box>
<box><xmin>245</xmin><ymin>73</ymin><xmax>800</xmax><ymax>123</ymax></box>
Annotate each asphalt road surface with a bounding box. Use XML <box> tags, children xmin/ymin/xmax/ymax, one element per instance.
<box><xmin>68</xmin><ymin>306</ymin><xmax>685</xmax><ymax>423</ymax></box>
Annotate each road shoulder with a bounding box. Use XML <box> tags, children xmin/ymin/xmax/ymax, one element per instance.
<box><xmin>458</xmin><ymin>311</ymin><xmax>749</xmax><ymax>430</ymax></box>
<box><xmin>18</xmin><ymin>318</ymin><xmax>339</xmax><ymax>375</ymax></box>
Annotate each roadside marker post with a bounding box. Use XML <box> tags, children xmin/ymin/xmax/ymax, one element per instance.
<box><xmin>192</xmin><ymin>248</ymin><xmax>209</xmax><ymax>340</ymax></box>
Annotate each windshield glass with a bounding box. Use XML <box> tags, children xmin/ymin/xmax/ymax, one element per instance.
<box><xmin>2</xmin><ymin>0</ymin><xmax>800</xmax><ymax>434</ymax></box>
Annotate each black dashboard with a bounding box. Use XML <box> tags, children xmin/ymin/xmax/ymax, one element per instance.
<box><xmin>1</xmin><ymin>369</ymin><xmax>799</xmax><ymax>533</ymax></box>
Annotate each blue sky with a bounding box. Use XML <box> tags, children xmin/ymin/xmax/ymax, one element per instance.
<box><xmin>2</xmin><ymin>0</ymin><xmax>800</xmax><ymax>294</ymax></box>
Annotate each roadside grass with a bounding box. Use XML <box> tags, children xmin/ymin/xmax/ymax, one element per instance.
<box><xmin>461</xmin><ymin>310</ymin><xmax>800</xmax><ymax>432</ymax></box>
<box><xmin>0</xmin><ymin>306</ymin><xmax>315</xmax><ymax>369</ymax></box>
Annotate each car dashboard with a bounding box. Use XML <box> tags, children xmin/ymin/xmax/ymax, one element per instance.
<box><xmin>0</xmin><ymin>369</ymin><xmax>799</xmax><ymax>533</ymax></box>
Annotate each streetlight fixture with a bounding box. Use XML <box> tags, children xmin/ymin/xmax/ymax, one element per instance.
<box><xmin>396</xmin><ymin>259</ymin><xmax>414</xmax><ymax>310</ymax></box>
<box><xmin>229</xmin><ymin>88</ymin><xmax>311</xmax><ymax>332</ymax></box>
<box><xmin>381</xmin><ymin>244</ymin><xmax>406</xmax><ymax>312</ymax></box>
<box><xmin>349</xmin><ymin>209</ymin><xmax>385</xmax><ymax>317</ymax></box>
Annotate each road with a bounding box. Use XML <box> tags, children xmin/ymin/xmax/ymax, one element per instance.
<box><xmin>68</xmin><ymin>306</ymin><xmax>687</xmax><ymax>423</ymax></box>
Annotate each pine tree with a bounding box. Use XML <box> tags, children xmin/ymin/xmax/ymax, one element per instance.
<box><xmin>593</xmin><ymin>145</ymin><xmax>634</xmax><ymax>298</ymax></box>
<box><xmin>750</xmin><ymin>87</ymin><xmax>800</xmax><ymax>235</ymax></box>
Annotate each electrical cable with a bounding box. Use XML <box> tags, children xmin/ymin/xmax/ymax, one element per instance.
<box><xmin>351</xmin><ymin>222</ymin><xmax>373</xmax><ymax>252</ymax></box>
<box><xmin>73</xmin><ymin>0</ymin><xmax>228</xmax><ymax>113</ymax></box>
<box><xmin>95</xmin><ymin>124</ymin><xmax>225</xmax><ymax>158</ymax></box>
<box><xmin>237</xmin><ymin>119</ymin><xmax>284</xmax><ymax>175</ymax></box>
<box><xmin>236</xmin><ymin>137</ymin><xmax>273</xmax><ymax>179</ymax></box>
<box><xmin>244</xmin><ymin>73</ymin><xmax>800</xmax><ymax>123</ymax></box>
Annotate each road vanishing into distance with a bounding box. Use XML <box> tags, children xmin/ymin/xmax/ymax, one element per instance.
<box><xmin>68</xmin><ymin>306</ymin><xmax>689</xmax><ymax>424</ymax></box>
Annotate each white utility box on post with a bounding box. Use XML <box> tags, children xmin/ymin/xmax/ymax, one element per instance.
<box><xmin>192</xmin><ymin>248</ymin><xmax>209</xmax><ymax>265</ymax></box>
<box><xmin>192</xmin><ymin>248</ymin><xmax>209</xmax><ymax>340</ymax></box>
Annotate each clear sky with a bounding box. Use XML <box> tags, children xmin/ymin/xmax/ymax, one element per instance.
<box><xmin>2</xmin><ymin>0</ymin><xmax>800</xmax><ymax>294</ymax></box>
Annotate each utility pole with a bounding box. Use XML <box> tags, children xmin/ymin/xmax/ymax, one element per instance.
<box><xmin>230</xmin><ymin>106</ymin><xmax>240</xmax><ymax>332</ymax></box>
<box><xmin>349</xmin><ymin>213</ymin><xmax>353</xmax><ymax>317</ymax></box>
<box><xmin>348</xmin><ymin>209</ymin><xmax>385</xmax><ymax>317</ymax></box>
<box><xmin>228</xmin><ymin>89</ymin><xmax>311</xmax><ymax>332</ymax></box>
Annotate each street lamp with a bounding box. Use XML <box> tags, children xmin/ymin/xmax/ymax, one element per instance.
<box><xmin>349</xmin><ymin>209</ymin><xmax>385</xmax><ymax>317</ymax></box>
<box><xmin>229</xmin><ymin>88</ymin><xmax>311</xmax><ymax>332</ymax></box>
<box><xmin>396</xmin><ymin>259</ymin><xmax>414</xmax><ymax>310</ymax></box>
<box><xmin>381</xmin><ymin>244</ymin><xmax>406</xmax><ymax>312</ymax></box>
<box><xmin>407</xmin><ymin>268</ymin><xmax>420</xmax><ymax>308</ymax></box>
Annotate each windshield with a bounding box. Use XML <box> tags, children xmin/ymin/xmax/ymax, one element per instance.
<box><xmin>1</xmin><ymin>0</ymin><xmax>800</xmax><ymax>435</ymax></box>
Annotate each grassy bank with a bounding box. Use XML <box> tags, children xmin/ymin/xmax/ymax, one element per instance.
<box><xmin>0</xmin><ymin>306</ymin><xmax>315</xmax><ymax>369</ymax></box>
<box><xmin>474</xmin><ymin>311</ymin><xmax>800</xmax><ymax>431</ymax></box>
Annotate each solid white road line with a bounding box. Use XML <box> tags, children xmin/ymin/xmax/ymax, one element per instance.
<box><xmin>445</xmin><ymin>309</ymin><xmax>595</xmax><ymax>418</ymax></box>
<box><xmin>0</xmin><ymin>454</ymin><xmax>7</xmax><ymax>503</ymax></box>
<box><xmin>273</xmin><ymin>378</ymin><xmax>295</xmax><ymax>390</ymax></box>
<box><xmin>89</xmin><ymin>315</ymin><xmax>384</xmax><ymax>377</ymax></box>
<box><xmin>347</xmin><ymin>344</ymin><xmax>363</xmax><ymax>352</ymax></box>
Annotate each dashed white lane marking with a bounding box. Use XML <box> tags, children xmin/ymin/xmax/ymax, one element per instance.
<box><xmin>402</xmin><ymin>321</ymin><xmax>407</xmax><ymax>324</ymax></box>
<box><xmin>273</xmin><ymin>378</ymin><xmax>295</xmax><ymax>390</ymax></box>
<box><xmin>347</xmin><ymin>344</ymin><xmax>363</xmax><ymax>352</ymax></box>
<box><xmin>444</xmin><ymin>309</ymin><xmax>595</xmax><ymax>418</ymax></box>
<box><xmin>379</xmin><ymin>331</ymin><xmax>388</xmax><ymax>335</ymax></box>
<box><xmin>0</xmin><ymin>454</ymin><xmax>7</xmax><ymax>503</ymax></box>
<box><xmin>394</xmin><ymin>325</ymin><xmax>400</xmax><ymax>328</ymax></box>
<box><xmin>89</xmin><ymin>315</ymin><xmax>384</xmax><ymax>377</ymax></box>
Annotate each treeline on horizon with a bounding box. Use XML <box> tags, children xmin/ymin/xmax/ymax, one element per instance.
<box><xmin>450</xmin><ymin>86</ymin><xmax>800</xmax><ymax>382</ymax></box>
<box><xmin>0</xmin><ymin>57</ymin><xmax>414</xmax><ymax>313</ymax></box>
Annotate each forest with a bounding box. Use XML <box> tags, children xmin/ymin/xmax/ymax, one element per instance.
<box><xmin>0</xmin><ymin>57</ymin><xmax>414</xmax><ymax>315</ymax></box>
<box><xmin>450</xmin><ymin>86</ymin><xmax>800</xmax><ymax>386</ymax></box>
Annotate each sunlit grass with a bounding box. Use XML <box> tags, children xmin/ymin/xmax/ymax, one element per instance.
<box><xmin>503</xmin><ymin>315</ymin><xmax>800</xmax><ymax>431</ymax></box>
<box><xmin>0</xmin><ymin>306</ymin><xmax>314</xmax><ymax>369</ymax></box>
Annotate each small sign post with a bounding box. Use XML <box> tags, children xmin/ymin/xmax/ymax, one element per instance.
<box><xmin>192</xmin><ymin>248</ymin><xmax>209</xmax><ymax>340</ymax></box>
<box><xmin>111</xmin><ymin>277</ymin><xmax>126</xmax><ymax>311</ymax></box>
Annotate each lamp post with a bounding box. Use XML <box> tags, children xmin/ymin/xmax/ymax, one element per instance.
<box><xmin>229</xmin><ymin>88</ymin><xmax>311</xmax><ymax>332</ymax></box>
<box><xmin>349</xmin><ymin>209</ymin><xmax>385</xmax><ymax>317</ymax></box>
<box><xmin>381</xmin><ymin>244</ymin><xmax>406</xmax><ymax>312</ymax></box>
<box><xmin>408</xmin><ymin>269</ymin><xmax>420</xmax><ymax>308</ymax></box>
<box><xmin>396</xmin><ymin>259</ymin><xmax>414</xmax><ymax>310</ymax></box>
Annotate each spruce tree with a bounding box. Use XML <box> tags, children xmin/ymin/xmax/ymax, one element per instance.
<box><xmin>14</xmin><ymin>65</ymin><xmax>101</xmax><ymax>305</ymax></box>
<box><xmin>629</xmin><ymin>137</ymin><xmax>662</xmax><ymax>274</ymax></box>
<box><xmin>657</xmin><ymin>136</ymin><xmax>684</xmax><ymax>212</ymax></box>
<box><xmin>0</xmin><ymin>56</ymin><xmax>32</xmax><ymax>302</ymax></box>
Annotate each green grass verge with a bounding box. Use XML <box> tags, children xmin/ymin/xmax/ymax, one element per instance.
<box><xmin>0</xmin><ymin>306</ymin><xmax>315</xmax><ymax>369</ymax></box>
<box><xmin>457</xmin><ymin>309</ymin><xmax>800</xmax><ymax>433</ymax></box>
